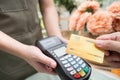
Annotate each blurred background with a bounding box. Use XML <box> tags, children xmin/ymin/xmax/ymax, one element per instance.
<box><xmin>39</xmin><ymin>0</ymin><xmax>115</xmax><ymax>39</ymax></box>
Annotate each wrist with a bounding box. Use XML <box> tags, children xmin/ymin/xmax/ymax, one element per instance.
<box><xmin>17</xmin><ymin>45</ymin><xmax>33</xmax><ymax>60</ymax></box>
<box><xmin>11</xmin><ymin>44</ymin><xmax>30</xmax><ymax>60</ymax></box>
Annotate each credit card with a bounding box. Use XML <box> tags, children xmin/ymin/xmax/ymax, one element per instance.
<box><xmin>66</xmin><ymin>34</ymin><xmax>105</xmax><ymax>63</ymax></box>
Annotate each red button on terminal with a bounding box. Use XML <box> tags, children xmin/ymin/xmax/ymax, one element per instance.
<box><xmin>74</xmin><ymin>73</ymin><xmax>81</xmax><ymax>79</ymax></box>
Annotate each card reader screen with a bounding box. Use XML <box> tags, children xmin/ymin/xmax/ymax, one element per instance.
<box><xmin>54</xmin><ymin>46</ymin><xmax>66</xmax><ymax>57</ymax></box>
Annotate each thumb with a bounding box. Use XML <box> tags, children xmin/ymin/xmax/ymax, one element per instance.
<box><xmin>95</xmin><ymin>40</ymin><xmax>120</xmax><ymax>53</ymax></box>
<box><xmin>38</xmin><ymin>53</ymin><xmax>57</xmax><ymax>68</ymax></box>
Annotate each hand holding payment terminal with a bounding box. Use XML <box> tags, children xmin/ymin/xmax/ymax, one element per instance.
<box><xmin>36</xmin><ymin>36</ymin><xmax>91</xmax><ymax>80</ymax></box>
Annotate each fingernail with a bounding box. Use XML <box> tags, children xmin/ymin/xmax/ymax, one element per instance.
<box><xmin>95</xmin><ymin>40</ymin><xmax>104</xmax><ymax>47</ymax></box>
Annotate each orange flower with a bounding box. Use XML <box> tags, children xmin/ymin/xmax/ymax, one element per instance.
<box><xmin>78</xmin><ymin>1</ymin><xmax>100</xmax><ymax>13</ymax></box>
<box><xmin>69</xmin><ymin>10</ymin><xmax>81</xmax><ymax>31</ymax></box>
<box><xmin>107</xmin><ymin>1</ymin><xmax>120</xmax><ymax>19</ymax></box>
<box><xmin>76</xmin><ymin>12</ymin><xmax>92</xmax><ymax>33</ymax></box>
<box><xmin>112</xmin><ymin>19</ymin><xmax>120</xmax><ymax>31</ymax></box>
<box><xmin>69</xmin><ymin>1</ymin><xmax>100</xmax><ymax>33</ymax></box>
<box><xmin>87</xmin><ymin>11</ymin><xmax>114</xmax><ymax>35</ymax></box>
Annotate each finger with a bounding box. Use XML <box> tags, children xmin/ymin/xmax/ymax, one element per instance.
<box><xmin>105</xmin><ymin>53</ymin><xmax>120</xmax><ymax>62</ymax></box>
<box><xmin>107</xmin><ymin>61</ymin><xmax>120</xmax><ymax>68</ymax></box>
<box><xmin>96</xmin><ymin>34</ymin><xmax>113</xmax><ymax>40</ymax></box>
<box><xmin>46</xmin><ymin>66</ymin><xmax>57</xmax><ymax>75</ymax></box>
<box><xmin>104</xmin><ymin>54</ymin><xmax>120</xmax><ymax>68</ymax></box>
<box><xmin>95</xmin><ymin>40</ymin><xmax>120</xmax><ymax>53</ymax></box>
<box><xmin>96</xmin><ymin>32</ymin><xmax>120</xmax><ymax>41</ymax></box>
<box><xmin>37</xmin><ymin>53</ymin><xmax>57</xmax><ymax>68</ymax></box>
<box><xmin>45</xmin><ymin>66</ymin><xmax>57</xmax><ymax>75</ymax></box>
<box><xmin>46</xmin><ymin>66</ymin><xmax>53</xmax><ymax>72</ymax></box>
<box><xmin>35</xmin><ymin>62</ymin><xmax>56</xmax><ymax>75</ymax></box>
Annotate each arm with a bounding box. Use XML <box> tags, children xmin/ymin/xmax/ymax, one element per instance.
<box><xmin>0</xmin><ymin>31</ymin><xmax>57</xmax><ymax>74</ymax></box>
<box><xmin>39</xmin><ymin>0</ymin><xmax>67</xmax><ymax>42</ymax></box>
<box><xmin>0</xmin><ymin>31</ymin><xmax>28</xmax><ymax>59</ymax></box>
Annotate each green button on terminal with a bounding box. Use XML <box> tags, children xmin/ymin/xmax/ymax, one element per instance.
<box><xmin>84</xmin><ymin>66</ymin><xmax>89</xmax><ymax>73</ymax></box>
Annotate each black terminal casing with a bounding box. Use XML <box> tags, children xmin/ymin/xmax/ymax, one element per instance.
<box><xmin>35</xmin><ymin>36</ymin><xmax>92</xmax><ymax>80</ymax></box>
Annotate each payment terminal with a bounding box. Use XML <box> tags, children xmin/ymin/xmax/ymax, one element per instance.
<box><xmin>36</xmin><ymin>36</ymin><xmax>92</xmax><ymax>80</ymax></box>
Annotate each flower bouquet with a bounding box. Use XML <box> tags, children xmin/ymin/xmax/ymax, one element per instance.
<box><xmin>69</xmin><ymin>0</ymin><xmax>120</xmax><ymax>38</ymax></box>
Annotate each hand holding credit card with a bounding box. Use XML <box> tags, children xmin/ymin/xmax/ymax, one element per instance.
<box><xmin>66</xmin><ymin>34</ymin><xmax>105</xmax><ymax>64</ymax></box>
